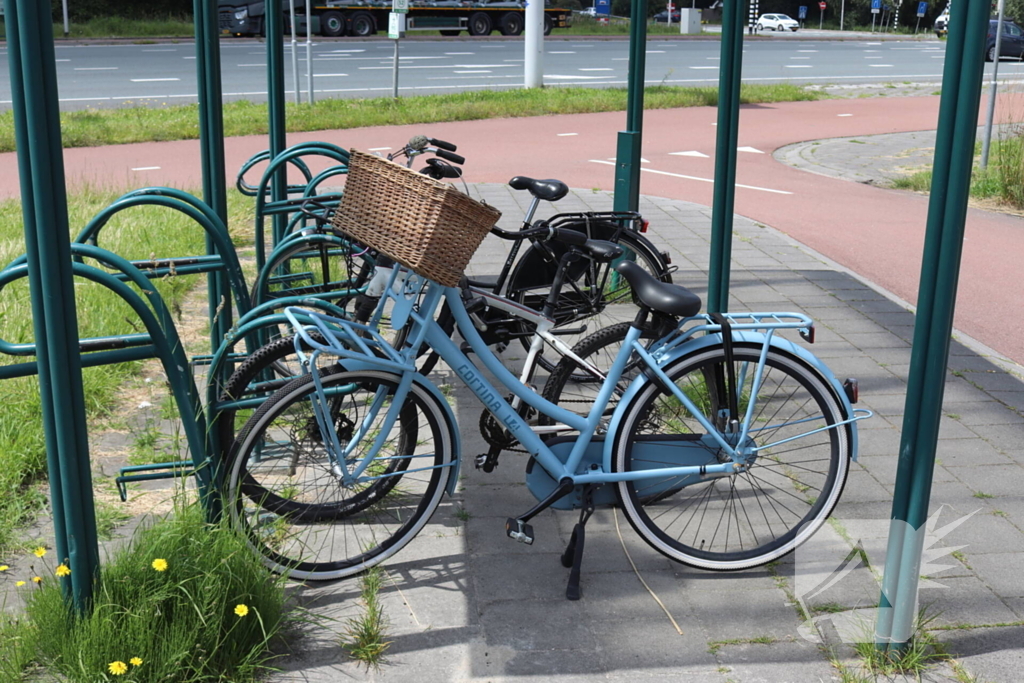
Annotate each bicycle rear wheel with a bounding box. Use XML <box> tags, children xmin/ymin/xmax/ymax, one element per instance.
<box><xmin>507</xmin><ymin>227</ymin><xmax>670</xmax><ymax>374</ymax></box>
<box><xmin>612</xmin><ymin>344</ymin><xmax>849</xmax><ymax>571</ymax></box>
<box><xmin>227</xmin><ymin>369</ymin><xmax>455</xmax><ymax>580</ymax></box>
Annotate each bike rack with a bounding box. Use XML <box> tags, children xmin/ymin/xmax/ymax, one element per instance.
<box><xmin>0</xmin><ymin>245</ymin><xmax>216</xmax><ymax>508</ymax></box>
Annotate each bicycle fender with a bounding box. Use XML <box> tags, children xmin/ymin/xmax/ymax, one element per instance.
<box><xmin>336</xmin><ymin>359</ymin><xmax>462</xmax><ymax>496</ymax></box>
<box><xmin>601</xmin><ymin>332</ymin><xmax>858</xmax><ymax>473</ymax></box>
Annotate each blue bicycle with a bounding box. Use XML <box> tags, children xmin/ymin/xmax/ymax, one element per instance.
<box><xmin>226</xmin><ymin>218</ymin><xmax>871</xmax><ymax>597</ymax></box>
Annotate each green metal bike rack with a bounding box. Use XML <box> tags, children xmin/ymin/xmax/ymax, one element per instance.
<box><xmin>874</xmin><ymin>0</ymin><xmax>992</xmax><ymax>652</ymax></box>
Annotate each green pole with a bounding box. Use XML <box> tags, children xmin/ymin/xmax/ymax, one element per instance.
<box><xmin>707</xmin><ymin>0</ymin><xmax>746</xmax><ymax>314</ymax></box>
<box><xmin>874</xmin><ymin>0</ymin><xmax>990</xmax><ymax>650</ymax></box>
<box><xmin>5</xmin><ymin>0</ymin><xmax>100</xmax><ymax>611</ymax></box>
<box><xmin>266</xmin><ymin>0</ymin><xmax>288</xmax><ymax>253</ymax></box>
<box><xmin>194</xmin><ymin>0</ymin><xmax>231</xmax><ymax>355</ymax></box>
<box><xmin>613</xmin><ymin>0</ymin><xmax>649</xmax><ymax>213</ymax></box>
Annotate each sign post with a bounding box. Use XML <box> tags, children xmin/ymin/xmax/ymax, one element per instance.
<box><xmin>390</xmin><ymin>0</ymin><xmax>408</xmax><ymax>98</ymax></box>
<box><xmin>915</xmin><ymin>1</ymin><xmax>927</xmax><ymax>33</ymax></box>
<box><xmin>667</xmin><ymin>1</ymin><xmax>674</xmax><ymax>26</ymax></box>
<box><xmin>818</xmin><ymin>1</ymin><xmax>825</xmax><ymax>29</ymax></box>
<box><xmin>798</xmin><ymin>5</ymin><xmax>807</xmax><ymax>27</ymax></box>
<box><xmin>871</xmin><ymin>0</ymin><xmax>880</xmax><ymax>31</ymax></box>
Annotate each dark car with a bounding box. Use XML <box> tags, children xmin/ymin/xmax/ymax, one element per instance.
<box><xmin>986</xmin><ymin>19</ymin><xmax>1024</xmax><ymax>61</ymax></box>
<box><xmin>653</xmin><ymin>9</ymin><xmax>681</xmax><ymax>22</ymax></box>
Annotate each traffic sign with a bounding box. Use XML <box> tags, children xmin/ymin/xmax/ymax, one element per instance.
<box><xmin>388</xmin><ymin>11</ymin><xmax>405</xmax><ymax>38</ymax></box>
<box><xmin>871</xmin><ymin>0</ymin><xmax>881</xmax><ymax>13</ymax></box>
<box><xmin>798</xmin><ymin>5</ymin><xmax>807</xmax><ymax>18</ymax></box>
<box><xmin>393</xmin><ymin>0</ymin><xmax>409</xmax><ymax>13</ymax></box>
<box><xmin>818</xmin><ymin>1</ymin><xmax>826</xmax><ymax>9</ymax></box>
<box><xmin>917</xmin><ymin>1</ymin><xmax>927</xmax><ymax>17</ymax></box>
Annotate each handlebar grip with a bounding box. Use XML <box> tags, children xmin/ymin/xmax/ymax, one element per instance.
<box><xmin>435</xmin><ymin>149</ymin><xmax>466</xmax><ymax>165</ymax></box>
<box><xmin>428</xmin><ymin>137</ymin><xmax>457</xmax><ymax>152</ymax></box>
<box><xmin>550</xmin><ymin>228</ymin><xmax>588</xmax><ymax>247</ymax></box>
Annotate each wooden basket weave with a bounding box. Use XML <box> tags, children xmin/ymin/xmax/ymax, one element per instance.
<box><xmin>331</xmin><ymin>149</ymin><xmax>501</xmax><ymax>287</ymax></box>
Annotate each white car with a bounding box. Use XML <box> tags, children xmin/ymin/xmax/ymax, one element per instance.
<box><xmin>756</xmin><ymin>13</ymin><xmax>799</xmax><ymax>31</ymax></box>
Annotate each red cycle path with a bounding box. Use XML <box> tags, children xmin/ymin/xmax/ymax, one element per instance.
<box><xmin>2</xmin><ymin>95</ymin><xmax>1021</xmax><ymax>362</ymax></box>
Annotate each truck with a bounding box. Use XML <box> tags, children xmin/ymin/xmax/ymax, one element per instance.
<box><xmin>218</xmin><ymin>0</ymin><xmax>572</xmax><ymax>38</ymax></box>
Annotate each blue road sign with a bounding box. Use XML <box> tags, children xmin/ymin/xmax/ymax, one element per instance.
<box><xmin>798</xmin><ymin>5</ymin><xmax>808</xmax><ymax>18</ymax></box>
<box><xmin>917</xmin><ymin>1</ymin><xmax>928</xmax><ymax>16</ymax></box>
<box><xmin>871</xmin><ymin>0</ymin><xmax>881</xmax><ymax>8</ymax></box>
<box><xmin>596</xmin><ymin>0</ymin><xmax>610</xmax><ymax>14</ymax></box>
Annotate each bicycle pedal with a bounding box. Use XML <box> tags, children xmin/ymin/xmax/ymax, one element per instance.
<box><xmin>474</xmin><ymin>454</ymin><xmax>498</xmax><ymax>471</ymax></box>
<box><xmin>505</xmin><ymin>518</ymin><xmax>534</xmax><ymax>545</ymax></box>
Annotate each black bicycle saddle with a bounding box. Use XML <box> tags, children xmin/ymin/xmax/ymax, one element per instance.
<box><xmin>615</xmin><ymin>260</ymin><xmax>701</xmax><ymax>317</ymax></box>
<box><xmin>508</xmin><ymin>176</ymin><xmax>570</xmax><ymax>202</ymax></box>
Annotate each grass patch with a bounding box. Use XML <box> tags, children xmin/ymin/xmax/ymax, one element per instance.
<box><xmin>889</xmin><ymin>130</ymin><xmax>1024</xmax><ymax>210</ymax></box>
<box><xmin>0</xmin><ymin>186</ymin><xmax>252</xmax><ymax>553</ymax></box>
<box><xmin>342</xmin><ymin>566</ymin><xmax>392</xmax><ymax>670</ymax></box>
<box><xmin>851</xmin><ymin>609</ymin><xmax>950</xmax><ymax>677</ymax></box>
<box><xmin>16</xmin><ymin>501</ymin><xmax>288</xmax><ymax>682</ymax></box>
<box><xmin>0</xmin><ymin>84</ymin><xmax>821</xmax><ymax>153</ymax></box>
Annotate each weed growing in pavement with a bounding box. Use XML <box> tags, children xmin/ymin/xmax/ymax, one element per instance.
<box><xmin>341</xmin><ymin>566</ymin><xmax>392</xmax><ymax>670</ymax></box>
<box><xmin>20</xmin><ymin>500</ymin><xmax>289</xmax><ymax>682</ymax></box>
<box><xmin>851</xmin><ymin>608</ymin><xmax>951</xmax><ymax>677</ymax></box>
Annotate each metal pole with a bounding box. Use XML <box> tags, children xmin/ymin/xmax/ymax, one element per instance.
<box><xmin>266</xmin><ymin>0</ymin><xmax>288</xmax><ymax>253</ymax></box>
<box><xmin>874</xmin><ymin>0</ymin><xmax>990</xmax><ymax>651</ymax></box>
<box><xmin>306</xmin><ymin>0</ymin><xmax>314</xmax><ymax>103</ymax></box>
<box><xmin>612</xmin><ymin>0</ymin><xmax>649</xmax><ymax>212</ymax></box>
<box><xmin>289</xmin><ymin>0</ymin><xmax>301</xmax><ymax>103</ymax></box>
<box><xmin>707</xmin><ymin>0</ymin><xmax>745</xmax><ymax>314</ymax></box>
<box><xmin>524</xmin><ymin>0</ymin><xmax>544</xmax><ymax>87</ymax></box>
<box><xmin>392</xmin><ymin>39</ymin><xmax>400</xmax><ymax>98</ymax></box>
<box><xmin>841</xmin><ymin>0</ymin><xmax>845</xmax><ymax>30</ymax></box>
<box><xmin>820</xmin><ymin>7</ymin><xmax>823</xmax><ymax>29</ymax></box>
<box><xmin>981</xmin><ymin>0</ymin><xmax>1005</xmax><ymax>169</ymax></box>
<box><xmin>62</xmin><ymin>0</ymin><xmax>69</xmax><ymax>36</ymax></box>
<box><xmin>6</xmin><ymin>0</ymin><xmax>100</xmax><ymax>612</ymax></box>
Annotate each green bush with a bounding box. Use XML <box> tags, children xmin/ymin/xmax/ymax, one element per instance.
<box><xmin>24</xmin><ymin>502</ymin><xmax>289</xmax><ymax>682</ymax></box>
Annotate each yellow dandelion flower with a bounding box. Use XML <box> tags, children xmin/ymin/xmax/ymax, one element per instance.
<box><xmin>108</xmin><ymin>660</ymin><xmax>128</xmax><ymax>675</ymax></box>
<box><xmin>56</xmin><ymin>564</ymin><xmax>71</xmax><ymax>577</ymax></box>
<box><xmin>31</xmin><ymin>576</ymin><xmax>42</xmax><ymax>584</ymax></box>
<box><xmin>151</xmin><ymin>558</ymin><xmax>168</xmax><ymax>572</ymax></box>
<box><xmin>129</xmin><ymin>657</ymin><xmax>143</xmax><ymax>667</ymax></box>
<box><xmin>234</xmin><ymin>604</ymin><xmax>249</xmax><ymax>618</ymax></box>
<box><xmin>0</xmin><ymin>565</ymin><xmax>9</xmax><ymax>572</ymax></box>
<box><xmin>33</xmin><ymin>547</ymin><xmax>46</xmax><ymax>558</ymax></box>
<box><xmin>15</xmin><ymin>581</ymin><xmax>25</xmax><ymax>587</ymax></box>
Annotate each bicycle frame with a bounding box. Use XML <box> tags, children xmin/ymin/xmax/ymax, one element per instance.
<box><xmin>287</xmin><ymin>267</ymin><xmax>871</xmax><ymax>494</ymax></box>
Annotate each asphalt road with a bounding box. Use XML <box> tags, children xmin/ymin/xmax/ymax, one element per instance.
<box><xmin>3</xmin><ymin>34</ymin><xmax>1019</xmax><ymax>110</ymax></box>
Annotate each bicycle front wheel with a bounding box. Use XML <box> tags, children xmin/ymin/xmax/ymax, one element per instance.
<box><xmin>228</xmin><ymin>369</ymin><xmax>455</xmax><ymax>580</ymax></box>
<box><xmin>612</xmin><ymin>344</ymin><xmax>850</xmax><ymax>571</ymax></box>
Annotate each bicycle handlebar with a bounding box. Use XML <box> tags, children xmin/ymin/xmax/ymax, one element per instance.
<box><xmin>434</xmin><ymin>148</ymin><xmax>465</xmax><ymax>165</ymax></box>
<box><xmin>428</xmin><ymin>137</ymin><xmax>457</xmax><ymax>152</ymax></box>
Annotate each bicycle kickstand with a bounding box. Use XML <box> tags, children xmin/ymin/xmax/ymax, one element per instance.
<box><xmin>561</xmin><ymin>485</ymin><xmax>596</xmax><ymax>601</ymax></box>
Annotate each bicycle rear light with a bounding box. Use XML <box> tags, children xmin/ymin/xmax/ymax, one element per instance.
<box><xmin>843</xmin><ymin>378</ymin><xmax>859</xmax><ymax>404</ymax></box>
<box><xmin>640</xmin><ymin>219</ymin><xmax>650</xmax><ymax>233</ymax></box>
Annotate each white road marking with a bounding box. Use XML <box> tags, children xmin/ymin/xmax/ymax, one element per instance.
<box><xmin>368</xmin><ymin>147</ymin><xmax>392</xmax><ymax>151</ymax></box>
<box><xmin>580</xmin><ymin>68</ymin><xmax>613</xmax><ymax>71</ymax></box>
<box><xmin>445</xmin><ymin>52</ymin><xmax>474</xmax><ymax>55</ymax></box>
<box><xmin>329</xmin><ymin>49</ymin><xmax>365</xmax><ymax>53</ymax></box>
<box><xmin>313</xmin><ymin>73</ymin><xmax>348</xmax><ymax>77</ymax></box>
<box><xmin>790</xmin><ymin>57</ymin><xmax>811</xmax><ymax>60</ymax></box>
<box><xmin>670</xmin><ymin>151</ymin><xmax>710</xmax><ymax>157</ymax></box>
<box><xmin>785</xmin><ymin>65</ymin><xmax>812</xmax><ymax>68</ymax></box>
<box><xmin>130</xmin><ymin>166</ymin><xmax>161</xmax><ymax>171</ymax></box>
<box><xmin>588</xmin><ymin>160</ymin><xmax>792</xmax><ymax>195</ymax></box>
<box><xmin>646</xmin><ymin>50</ymin><xmax>666</xmax><ymax>54</ymax></box>
<box><xmin>545</xmin><ymin>74</ymin><xmax>608</xmax><ymax>79</ymax></box>
<box><xmin>548</xmin><ymin>51</ymin><xmax>576</xmax><ymax>54</ymax></box>
<box><xmin>797</xmin><ymin>49</ymin><xmax>819</xmax><ymax>52</ymax></box>
<box><xmin>75</xmin><ymin>67</ymin><xmax>118</xmax><ymax>71</ymax></box>
<box><xmin>868</xmin><ymin>64</ymin><xmax>894</xmax><ymax>68</ymax></box>
<box><xmin>838</xmin><ymin>113</ymin><xmax>854</xmax><ymax>117</ymax></box>
<box><xmin>455</xmin><ymin>70</ymin><xmax>492</xmax><ymax>73</ymax></box>
<box><xmin>690</xmin><ymin>66</ymin><xmax>718</xmax><ymax>69</ymax></box>
<box><xmin>558</xmin><ymin>133</ymin><xmax>578</xmax><ymax>136</ymax></box>
<box><xmin>130</xmin><ymin>78</ymin><xmax>180</xmax><ymax>82</ymax></box>
<box><xmin>142</xmin><ymin>49</ymin><xmax>176</xmax><ymax>52</ymax></box>
<box><xmin>737</xmin><ymin>146</ymin><xmax>764</xmax><ymax>154</ymax></box>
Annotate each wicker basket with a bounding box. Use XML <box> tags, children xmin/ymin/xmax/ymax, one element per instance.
<box><xmin>331</xmin><ymin>149</ymin><xmax>501</xmax><ymax>288</ymax></box>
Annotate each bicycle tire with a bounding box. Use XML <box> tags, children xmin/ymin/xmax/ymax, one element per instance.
<box><xmin>227</xmin><ymin>369</ymin><xmax>455</xmax><ymax>580</ymax></box>
<box><xmin>506</xmin><ymin>226</ymin><xmax>671</xmax><ymax>375</ymax></box>
<box><xmin>539</xmin><ymin>321</ymin><xmax>662</xmax><ymax>433</ymax></box>
<box><xmin>612</xmin><ymin>344</ymin><xmax>850</xmax><ymax>571</ymax></box>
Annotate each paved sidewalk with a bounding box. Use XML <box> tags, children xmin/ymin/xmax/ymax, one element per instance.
<box><xmin>263</xmin><ymin>185</ymin><xmax>1024</xmax><ymax>683</ymax></box>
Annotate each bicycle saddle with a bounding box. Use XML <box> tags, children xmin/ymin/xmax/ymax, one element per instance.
<box><xmin>508</xmin><ymin>176</ymin><xmax>570</xmax><ymax>202</ymax></box>
<box><xmin>579</xmin><ymin>239</ymin><xmax>623</xmax><ymax>262</ymax></box>
<box><xmin>615</xmin><ymin>260</ymin><xmax>701</xmax><ymax>317</ymax></box>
